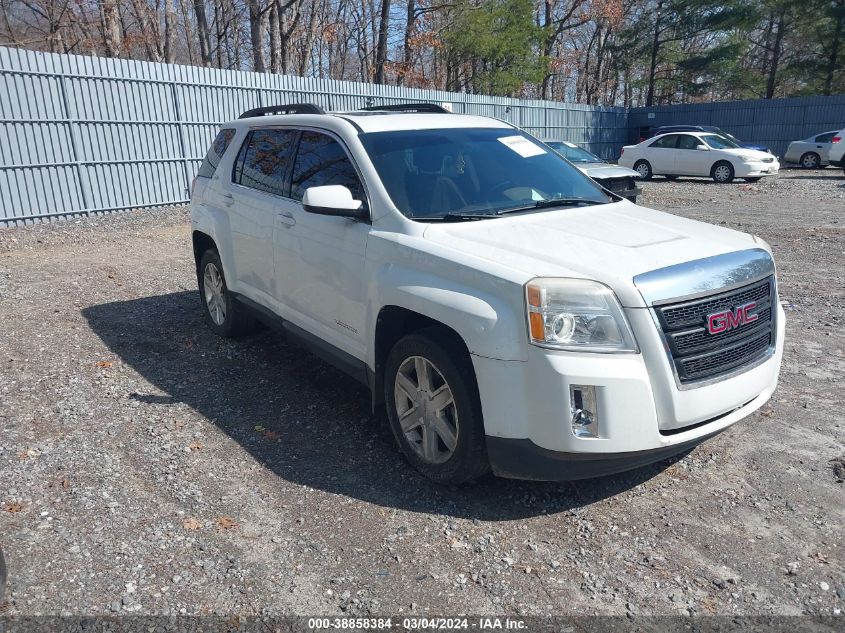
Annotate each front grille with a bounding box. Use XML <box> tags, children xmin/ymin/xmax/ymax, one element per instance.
<box><xmin>655</xmin><ymin>277</ymin><xmax>775</xmax><ymax>384</ymax></box>
<box><xmin>603</xmin><ymin>178</ymin><xmax>632</xmax><ymax>193</ymax></box>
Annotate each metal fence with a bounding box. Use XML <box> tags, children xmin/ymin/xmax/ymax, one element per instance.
<box><xmin>629</xmin><ymin>95</ymin><xmax>845</xmax><ymax>157</ymax></box>
<box><xmin>0</xmin><ymin>46</ymin><xmax>628</xmax><ymax>225</ymax></box>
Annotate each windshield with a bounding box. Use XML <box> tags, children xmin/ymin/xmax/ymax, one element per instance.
<box><xmin>359</xmin><ymin>128</ymin><xmax>611</xmax><ymax>220</ymax></box>
<box><xmin>545</xmin><ymin>141</ymin><xmax>604</xmax><ymax>163</ymax></box>
<box><xmin>701</xmin><ymin>134</ymin><xmax>740</xmax><ymax>150</ymax></box>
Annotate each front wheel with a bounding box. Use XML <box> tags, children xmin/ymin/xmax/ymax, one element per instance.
<box><xmin>633</xmin><ymin>160</ymin><xmax>653</xmax><ymax>180</ymax></box>
<box><xmin>384</xmin><ymin>328</ymin><xmax>489</xmax><ymax>484</ymax></box>
<box><xmin>711</xmin><ymin>161</ymin><xmax>735</xmax><ymax>183</ymax></box>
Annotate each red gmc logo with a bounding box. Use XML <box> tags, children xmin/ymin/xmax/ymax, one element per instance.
<box><xmin>707</xmin><ymin>302</ymin><xmax>758</xmax><ymax>335</ymax></box>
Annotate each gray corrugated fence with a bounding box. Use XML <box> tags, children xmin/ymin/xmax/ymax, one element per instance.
<box><xmin>0</xmin><ymin>46</ymin><xmax>627</xmax><ymax>226</ymax></box>
<box><xmin>629</xmin><ymin>95</ymin><xmax>845</xmax><ymax>157</ymax></box>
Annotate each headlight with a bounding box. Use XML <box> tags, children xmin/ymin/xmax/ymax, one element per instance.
<box><xmin>525</xmin><ymin>278</ymin><xmax>638</xmax><ymax>352</ymax></box>
<box><xmin>739</xmin><ymin>155</ymin><xmax>759</xmax><ymax>162</ymax></box>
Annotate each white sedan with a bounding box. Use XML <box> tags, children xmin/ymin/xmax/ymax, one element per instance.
<box><xmin>619</xmin><ymin>132</ymin><xmax>779</xmax><ymax>183</ymax></box>
<box><xmin>783</xmin><ymin>130</ymin><xmax>839</xmax><ymax>168</ymax></box>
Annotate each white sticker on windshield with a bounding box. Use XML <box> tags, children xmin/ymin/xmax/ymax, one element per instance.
<box><xmin>497</xmin><ymin>135</ymin><xmax>547</xmax><ymax>158</ymax></box>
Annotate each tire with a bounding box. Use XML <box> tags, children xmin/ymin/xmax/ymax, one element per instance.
<box><xmin>799</xmin><ymin>152</ymin><xmax>820</xmax><ymax>169</ymax></box>
<box><xmin>744</xmin><ymin>177</ymin><xmax>762</xmax><ymax>183</ymax></box>
<box><xmin>197</xmin><ymin>249</ymin><xmax>255</xmax><ymax>337</ymax></box>
<box><xmin>633</xmin><ymin>160</ymin><xmax>653</xmax><ymax>180</ymax></box>
<box><xmin>384</xmin><ymin>327</ymin><xmax>489</xmax><ymax>484</ymax></box>
<box><xmin>711</xmin><ymin>161</ymin><xmax>735</xmax><ymax>183</ymax></box>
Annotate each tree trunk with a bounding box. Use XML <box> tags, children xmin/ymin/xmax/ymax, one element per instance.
<box><xmin>194</xmin><ymin>0</ymin><xmax>213</xmax><ymax>65</ymax></box>
<box><xmin>299</xmin><ymin>0</ymin><xmax>318</xmax><ymax>76</ymax></box>
<box><xmin>374</xmin><ymin>0</ymin><xmax>391</xmax><ymax>83</ymax></box>
<box><xmin>101</xmin><ymin>0</ymin><xmax>122</xmax><ymax>57</ymax></box>
<box><xmin>164</xmin><ymin>0</ymin><xmax>175</xmax><ymax>63</ymax></box>
<box><xmin>248</xmin><ymin>0</ymin><xmax>267</xmax><ymax>72</ymax></box>
<box><xmin>645</xmin><ymin>0</ymin><xmax>663</xmax><ymax>107</ymax></box>
<box><xmin>399</xmin><ymin>0</ymin><xmax>415</xmax><ymax>85</ymax></box>
<box><xmin>269</xmin><ymin>1</ymin><xmax>280</xmax><ymax>73</ymax></box>
<box><xmin>765</xmin><ymin>10</ymin><xmax>786</xmax><ymax>99</ymax></box>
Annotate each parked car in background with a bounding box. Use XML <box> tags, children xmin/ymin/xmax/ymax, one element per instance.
<box><xmin>544</xmin><ymin>140</ymin><xmax>641</xmax><ymax>202</ymax></box>
<box><xmin>190</xmin><ymin>102</ymin><xmax>784</xmax><ymax>484</ymax></box>
<box><xmin>783</xmin><ymin>131</ymin><xmax>839</xmax><ymax>168</ymax></box>
<box><xmin>827</xmin><ymin>129</ymin><xmax>845</xmax><ymax>172</ymax></box>
<box><xmin>648</xmin><ymin>125</ymin><xmax>771</xmax><ymax>154</ymax></box>
<box><xmin>619</xmin><ymin>131</ymin><xmax>779</xmax><ymax>183</ymax></box>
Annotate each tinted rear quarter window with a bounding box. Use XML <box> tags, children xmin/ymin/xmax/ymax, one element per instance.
<box><xmin>233</xmin><ymin>129</ymin><xmax>298</xmax><ymax>197</ymax></box>
<box><xmin>197</xmin><ymin>128</ymin><xmax>235</xmax><ymax>178</ymax></box>
<box><xmin>290</xmin><ymin>131</ymin><xmax>364</xmax><ymax>201</ymax></box>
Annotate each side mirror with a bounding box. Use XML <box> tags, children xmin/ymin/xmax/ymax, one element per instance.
<box><xmin>695</xmin><ymin>144</ymin><xmax>709</xmax><ymax>151</ymax></box>
<box><xmin>302</xmin><ymin>185</ymin><xmax>367</xmax><ymax>220</ymax></box>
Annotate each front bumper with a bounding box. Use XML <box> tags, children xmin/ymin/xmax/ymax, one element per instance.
<box><xmin>736</xmin><ymin>160</ymin><xmax>779</xmax><ymax>177</ymax></box>
<box><xmin>472</xmin><ymin>303</ymin><xmax>785</xmax><ymax>481</ymax></box>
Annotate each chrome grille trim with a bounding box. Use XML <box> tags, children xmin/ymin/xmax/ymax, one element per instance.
<box><xmin>652</xmin><ymin>276</ymin><xmax>777</xmax><ymax>388</ymax></box>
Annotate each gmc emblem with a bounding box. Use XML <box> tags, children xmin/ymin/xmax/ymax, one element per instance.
<box><xmin>707</xmin><ymin>302</ymin><xmax>758</xmax><ymax>335</ymax></box>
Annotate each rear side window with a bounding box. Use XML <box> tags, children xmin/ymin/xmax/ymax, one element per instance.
<box><xmin>290</xmin><ymin>131</ymin><xmax>365</xmax><ymax>201</ymax></box>
<box><xmin>815</xmin><ymin>132</ymin><xmax>836</xmax><ymax>143</ymax></box>
<box><xmin>197</xmin><ymin>128</ymin><xmax>235</xmax><ymax>178</ymax></box>
<box><xmin>233</xmin><ymin>129</ymin><xmax>298</xmax><ymax>197</ymax></box>
<box><xmin>650</xmin><ymin>134</ymin><xmax>679</xmax><ymax>149</ymax></box>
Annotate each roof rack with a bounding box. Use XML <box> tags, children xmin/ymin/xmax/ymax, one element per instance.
<box><xmin>238</xmin><ymin>103</ymin><xmax>325</xmax><ymax>119</ymax></box>
<box><xmin>360</xmin><ymin>103</ymin><xmax>450</xmax><ymax>114</ymax></box>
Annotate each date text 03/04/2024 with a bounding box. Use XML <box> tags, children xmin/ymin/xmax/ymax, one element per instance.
<box><xmin>306</xmin><ymin>617</ymin><xmax>527</xmax><ymax>630</ymax></box>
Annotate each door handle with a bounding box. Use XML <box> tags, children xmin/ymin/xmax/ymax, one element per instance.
<box><xmin>277</xmin><ymin>211</ymin><xmax>296</xmax><ymax>228</ymax></box>
<box><xmin>222</xmin><ymin>193</ymin><xmax>234</xmax><ymax>206</ymax></box>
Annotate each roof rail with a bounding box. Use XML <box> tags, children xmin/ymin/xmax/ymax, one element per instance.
<box><xmin>360</xmin><ymin>103</ymin><xmax>450</xmax><ymax>114</ymax></box>
<box><xmin>238</xmin><ymin>103</ymin><xmax>325</xmax><ymax>119</ymax></box>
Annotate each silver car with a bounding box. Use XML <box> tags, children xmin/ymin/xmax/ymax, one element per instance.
<box><xmin>783</xmin><ymin>130</ymin><xmax>839</xmax><ymax>168</ymax></box>
<box><xmin>544</xmin><ymin>140</ymin><xmax>642</xmax><ymax>202</ymax></box>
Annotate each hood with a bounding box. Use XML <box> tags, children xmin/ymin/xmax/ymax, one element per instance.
<box><xmin>576</xmin><ymin>164</ymin><xmax>641</xmax><ymax>179</ymax></box>
<box><xmin>740</xmin><ymin>142</ymin><xmax>771</xmax><ymax>153</ymax></box>
<box><xmin>720</xmin><ymin>147</ymin><xmax>773</xmax><ymax>160</ymax></box>
<box><xmin>422</xmin><ymin>201</ymin><xmax>760</xmax><ymax>307</ymax></box>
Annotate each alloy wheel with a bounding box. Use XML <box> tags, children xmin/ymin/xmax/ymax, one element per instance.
<box><xmin>203</xmin><ymin>262</ymin><xmax>227</xmax><ymax>326</ymax></box>
<box><xmin>393</xmin><ymin>356</ymin><xmax>459</xmax><ymax>465</ymax></box>
<box><xmin>801</xmin><ymin>153</ymin><xmax>819</xmax><ymax>169</ymax></box>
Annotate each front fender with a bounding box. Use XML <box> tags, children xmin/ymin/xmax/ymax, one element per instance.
<box><xmin>370</xmin><ymin>264</ymin><xmax>529</xmax><ymax>363</ymax></box>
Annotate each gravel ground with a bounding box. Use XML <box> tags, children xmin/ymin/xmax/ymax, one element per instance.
<box><xmin>0</xmin><ymin>168</ymin><xmax>843</xmax><ymax>618</ymax></box>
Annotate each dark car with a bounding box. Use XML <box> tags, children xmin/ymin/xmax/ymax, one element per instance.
<box><xmin>544</xmin><ymin>140</ymin><xmax>642</xmax><ymax>202</ymax></box>
<box><xmin>646</xmin><ymin>125</ymin><xmax>771</xmax><ymax>154</ymax></box>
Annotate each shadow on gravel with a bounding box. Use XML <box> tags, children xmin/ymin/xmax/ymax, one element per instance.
<box><xmin>84</xmin><ymin>291</ymin><xmax>682</xmax><ymax>521</ymax></box>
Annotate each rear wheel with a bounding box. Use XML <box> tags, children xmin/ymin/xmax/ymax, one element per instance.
<box><xmin>384</xmin><ymin>328</ymin><xmax>489</xmax><ymax>484</ymax></box>
<box><xmin>711</xmin><ymin>161</ymin><xmax>734</xmax><ymax>183</ymax></box>
<box><xmin>800</xmin><ymin>152</ymin><xmax>820</xmax><ymax>169</ymax></box>
<box><xmin>633</xmin><ymin>160</ymin><xmax>653</xmax><ymax>180</ymax></box>
<box><xmin>197</xmin><ymin>249</ymin><xmax>256</xmax><ymax>337</ymax></box>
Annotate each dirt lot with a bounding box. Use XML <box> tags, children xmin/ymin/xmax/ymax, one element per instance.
<box><xmin>0</xmin><ymin>169</ymin><xmax>843</xmax><ymax>618</ymax></box>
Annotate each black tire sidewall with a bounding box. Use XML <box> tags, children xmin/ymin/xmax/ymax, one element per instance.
<box><xmin>712</xmin><ymin>161</ymin><xmax>734</xmax><ymax>183</ymax></box>
<box><xmin>383</xmin><ymin>329</ymin><xmax>488</xmax><ymax>484</ymax></box>
<box><xmin>198</xmin><ymin>249</ymin><xmax>238</xmax><ymax>337</ymax></box>
<box><xmin>801</xmin><ymin>152</ymin><xmax>819</xmax><ymax>168</ymax></box>
<box><xmin>634</xmin><ymin>160</ymin><xmax>653</xmax><ymax>180</ymax></box>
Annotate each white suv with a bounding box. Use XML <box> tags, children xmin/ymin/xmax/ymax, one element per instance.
<box><xmin>190</xmin><ymin>103</ymin><xmax>785</xmax><ymax>484</ymax></box>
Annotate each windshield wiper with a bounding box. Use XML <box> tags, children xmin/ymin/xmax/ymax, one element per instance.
<box><xmin>418</xmin><ymin>212</ymin><xmax>498</xmax><ymax>222</ymax></box>
<box><xmin>496</xmin><ymin>197</ymin><xmax>607</xmax><ymax>216</ymax></box>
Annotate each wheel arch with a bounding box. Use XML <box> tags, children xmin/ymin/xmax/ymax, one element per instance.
<box><xmin>192</xmin><ymin>230</ymin><xmax>217</xmax><ymax>272</ymax></box>
<box><xmin>372</xmin><ymin>306</ymin><xmax>472</xmax><ymax>411</ymax></box>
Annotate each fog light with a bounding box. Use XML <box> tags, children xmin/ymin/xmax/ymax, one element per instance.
<box><xmin>570</xmin><ymin>385</ymin><xmax>598</xmax><ymax>438</ymax></box>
